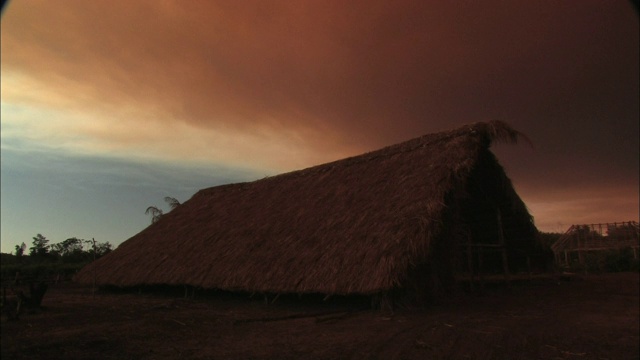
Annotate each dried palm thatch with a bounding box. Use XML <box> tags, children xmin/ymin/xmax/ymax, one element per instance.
<box><xmin>74</xmin><ymin>121</ymin><xmax>537</xmax><ymax>296</ymax></box>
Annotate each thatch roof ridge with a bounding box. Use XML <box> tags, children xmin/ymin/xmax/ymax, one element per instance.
<box><xmin>197</xmin><ymin>120</ymin><xmax>523</xmax><ymax>193</ymax></box>
<box><xmin>292</xmin><ymin>120</ymin><xmax>523</xmax><ymax>171</ymax></box>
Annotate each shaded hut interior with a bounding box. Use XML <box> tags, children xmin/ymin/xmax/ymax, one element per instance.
<box><xmin>400</xmin><ymin>148</ymin><xmax>537</xmax><ymax>303</ymax></box>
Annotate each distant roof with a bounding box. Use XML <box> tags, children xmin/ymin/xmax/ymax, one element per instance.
<box><xmin>552</xmin><ymin>221</ymin><xmax>639</xmax><ymax>254</ymax></box>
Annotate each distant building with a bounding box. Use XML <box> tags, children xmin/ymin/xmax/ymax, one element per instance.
<box><xmin>552</xmin><ymin>221</ymin><xmax>639</xmax><ymax>268</ymax></box>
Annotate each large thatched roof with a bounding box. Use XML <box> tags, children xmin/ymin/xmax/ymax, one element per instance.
<box><xmin>75</xmin><ymin>121</ymin><xmax>536</xmax><ymax>295</ymax></box>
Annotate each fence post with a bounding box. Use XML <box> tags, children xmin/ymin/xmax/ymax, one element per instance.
<box><xmin>92</xmin><ymin>238</ymin><xmax>97</xmax><ymax>298</ymax></box>
<box><xmin>497</xmin><ymin>209</ymin><xmax>511</xmax><ymax>288</ymax></box>
<box><xmin>467</xmin><ymin>241</ymin><xmax>474</xmax><ymax>292</ymax></box>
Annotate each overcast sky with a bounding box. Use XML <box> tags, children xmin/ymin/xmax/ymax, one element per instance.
<box><xmin>1</xmin><ymin>0</ymin><xmax>638</xmax><ymax>253</ymax></box>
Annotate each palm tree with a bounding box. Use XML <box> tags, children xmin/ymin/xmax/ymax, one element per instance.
<box><xmin>145</xmin><ymin>197</ymin><xmax>180</xmax><ymax>224</ymax></box>
<box><xmin>164</xmin><ymin>196</ymin><xmax>181</xmax><ymax>210</ymax></box>
<box><xmin>145</xmin><ymin>206</ymin><xmax>164</xmax><ymax>224</ymax></box>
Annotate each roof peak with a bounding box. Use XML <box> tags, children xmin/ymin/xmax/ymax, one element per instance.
<box><xmin>198</xmin><ymin>121</ymin><xmax>529</xmax><ymax>193</ymax></box>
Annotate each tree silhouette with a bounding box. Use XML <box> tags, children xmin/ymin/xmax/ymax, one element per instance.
<box><xmin>14</xmin><ymin>242</ymin><xmax>26</xmax><ymax>263</ymax></box>
<box><xmin>50</xmin><ymin>237</ymin><xmax>89</xmax><ymax>263</ymax></box>
<box><xmin>29</xmin><ymin>234</ymin><xmax>50</xmax><ymax>258</ymax></box>
<box><xmin>145</xmin><ymin>197</ymin><xmax>180</xmax><ymax>224</ymax></box>
<box><xmin>164</xmin><ymin>196</ymin><xmax>181</xmax><ymax>210</ymax></box>
<box><xmin>145</xmin><ymin>206</ymin><xmax>164</xmax><ymax>224</ymax></box>
<box><xmin>93</xmin><ymin>241</ymin><xmax>113</xmax><ymax>257</ymax></box>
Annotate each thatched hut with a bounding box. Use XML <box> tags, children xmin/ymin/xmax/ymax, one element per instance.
<box><xmin>75</xmin><ymin>121</ymin><xmax>537</xmax><ymax>303</ymax></box>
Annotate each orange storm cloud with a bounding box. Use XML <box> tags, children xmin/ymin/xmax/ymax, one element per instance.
<box><xmin>2</xmin><ymin>0</ymin><xmax>638</xmax><ymax>230</ymax></box>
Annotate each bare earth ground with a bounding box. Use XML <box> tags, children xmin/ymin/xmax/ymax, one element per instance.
<box><xmin>1</xmin><ymin>272</ymin><xmax>638</xmax><ymax>360</ymax></box>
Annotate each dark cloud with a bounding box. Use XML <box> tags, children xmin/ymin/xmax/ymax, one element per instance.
<box><xmin>2</xmin><ymin>0</ymin><xmax>638</xmax><ymax>229</ymax></box>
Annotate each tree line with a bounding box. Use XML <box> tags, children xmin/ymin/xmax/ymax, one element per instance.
<box><xmin>7</xmin><ymin>196</ymin><xmax>182</xmax><ymax>263</ymax></box>
<box><xmin>1</xmin><ymin>196</ymin><xmax>181</xmax><ymax>281</ymax></box>
<box><xmin>1</xmin><ymin>234</ymin><xmax>113</xmax><ymax>281</ymax></box>
<box><xmin>10</xmin><ymin>234</ymin><xmax>113</xmax><ymax>265</ymax></box>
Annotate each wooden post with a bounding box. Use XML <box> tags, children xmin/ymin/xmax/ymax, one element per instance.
<box><xmin>467</xmin><ymin>242</ymin><xmax>474</xmax><ymax>292</ymax></box>
<box><xmin>577</xmin><ymin>231</ymin><xmax>588</xmax><ymax>275</ymax></box>
<box><xmin>92</xmin><ymin>238</ymin><xmax>97</xmax><ymax>298</ymax></box>
<box><xmin>477</xmin><ymin>247</ymin><xmax>484</xmax><ymax>291</ymax></box>
<box><xmin>497</xmin><ymin>209</ymin><xmax>511</xmax><ymax>287</ymax></box>
<box><xmin>578</xmin><ymin>250</ymin><xmax>584</xmax><ymax>267</ymax></box>
<box><xmin>582</xmin><ymin>251</ymin><xmax>588</xmax><ymax>276</ymax></box>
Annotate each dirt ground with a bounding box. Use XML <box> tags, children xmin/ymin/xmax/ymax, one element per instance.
<box><xmin>1</xmin><ymin>272</ymin><xmax>638</xmax><ymax>360</ymax></box>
